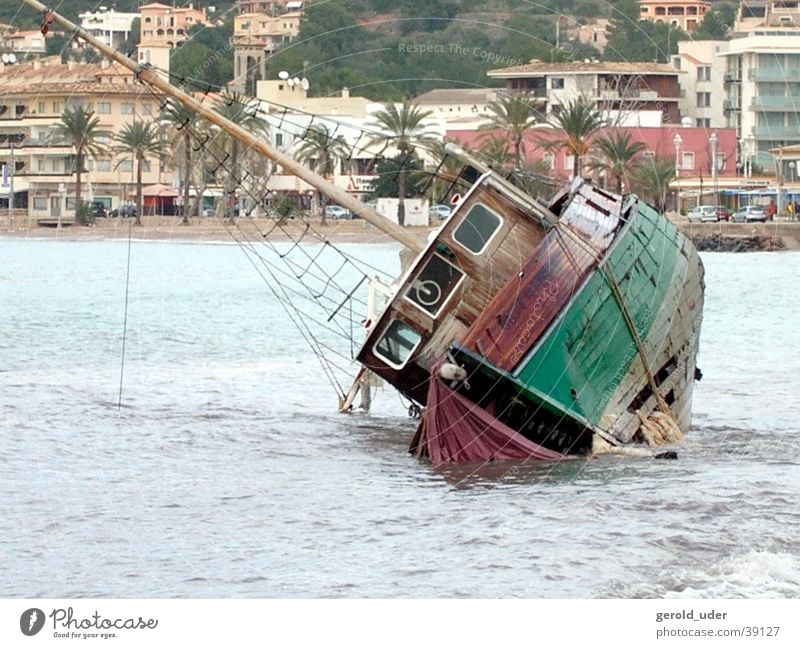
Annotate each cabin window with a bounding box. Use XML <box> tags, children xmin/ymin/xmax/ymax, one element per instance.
<box><xmin>404</xmin><ymin>253</ymin><xmax>464</xmax><ymax>318</ymax></box>
<box><xmin>373</xmin><ymin>320</ymin><xmax>422</xmax><ymax>369</ymax></box>
<box><xmin>452</xmin><ymin>202</ymin><xmax>502</xmax><ymax>255</ymax></box>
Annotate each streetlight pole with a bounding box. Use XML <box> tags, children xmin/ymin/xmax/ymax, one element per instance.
<box><xmin>8</xmin><ymin>139</ymin><xmax>14</xmax><ymax>221</ymax></box>
<box><xmin>710</xmin><ymin>131</ymin><xmax>719</xmax><ymax>207</ymax></box>
<box><xmin>673</xmin><ymin>133</ymin><xmax>682</xmax><ymax>214</ymax></box>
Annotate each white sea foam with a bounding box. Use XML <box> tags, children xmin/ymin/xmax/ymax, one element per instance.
<box><xmin>664</xmin><ymin>552</ymin><xmax>800</xmax><ymax>598</ymax></box>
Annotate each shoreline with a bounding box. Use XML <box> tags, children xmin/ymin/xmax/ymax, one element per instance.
<box><xmin>4</xmin><ymin>215</ymin><xmax>800</xmax><ymax>251</ymax></box>
<box><xmin>0</xmin><ymin>215</ymin><xmax>435</xmax><ymax>246</ymax></box>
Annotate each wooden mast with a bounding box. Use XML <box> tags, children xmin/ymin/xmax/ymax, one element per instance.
<box><xmin>23</xmin><ymin>0</ymin><xmax>425</xmax><ymax>254</ymax></box>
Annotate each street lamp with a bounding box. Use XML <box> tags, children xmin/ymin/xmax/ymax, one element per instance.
<box><xmin>673</xmin><ymin>133</ymin><xmax>683</xmax><ymax>213</ymax></box>
<box><xmin>788</xmin><ymin>161</ymin><xmax>796</xmax><ymax>183</ymax></box>
<box><xmin>673</xmin><ymin>133</ymin><xmax>683</xmax><ymax>178</ymax></box>
<box><xmin>709</xmin><ymin>131</ymin><xmax>719</xmax><ymax>206</ymax></box>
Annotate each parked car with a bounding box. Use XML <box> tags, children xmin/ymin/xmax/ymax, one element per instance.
<box><xmin>91</xmin><ymin>201</ymin><xmax>108</xmax><ymax>219</ymax></box>
<box><xmin>429</xmin><ymin>203</ymin><xmax>452</xmax><ymax>220</ymax></box>
<box><xmin>687</xmin><ymin>206</ymin><xmax>720</xmax><ymax>222</ymax></box>
<box><xmin>715</xmin><ymin>206</ymin><xmax>732</xmax><ymax>222</ymax></box>
<box><xmin>732</xmin><ymin>205</ymin><xmax>767</xmax><ymax>222</ymax></box>
<box><xmin>325</xmin><ymin>205</ymin><xmax>352</xmax><ymax>220</ymax></box>
<box><xmin>109</xmin><ymin>204</ymin><xmax>137</xmax><ymax>218</ymax></box>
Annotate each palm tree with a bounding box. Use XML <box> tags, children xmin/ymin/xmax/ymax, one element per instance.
<box><xmin>477</xmin><ymin>135</ymin><xmax>514</xmax><ymax>167</ymax></box>
<box><xmin>162</xmin><ymin>99</ymin><xmax>201</xmax><ymax>224</ymax></box>
<box><xmin>295</xmin><ymin>124</ymin><xmax>349</xmax><ymax>225</ymax></box>
<box><xmin>479</xmin><ymin>94</ymin><xmax>541</xmax><ymax>170</ymax></box>
<box><xmin>113</xmin><ymin>120</ymin><xmax>165</xmax><ymax>226</ymax></box>
<box><xmin>544</xmin><ymin>97</ymin><xmax>605</xmax><ymax>178</ymax></box>
<box><xmin>50</xmin><ymin>106</ymin><xmax>108</xmax><ymax>223</ymax></box>
<box><xmin>630</xmin><ymin>156</ymin><xmax>675</xmax><ymax>212</ymax></box>
<box><xmin>367</xmin><ymin>101</ymin><xmax>436</xmax><ymax>226</ymax></box>
<box><xmin>586</xmin><ymin>130</ymin><xmax>646</xmax><ymax>193</ymax></box>
<box><xmin>212</xmin><ymin>92</ymin><xmax>267</xmax><ymax>221</ymax></box>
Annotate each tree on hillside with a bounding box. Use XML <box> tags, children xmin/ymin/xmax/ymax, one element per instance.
<box><xmin>586</xmin><ymin>131</ymin><xmax>645</xmax><ymax>193</ymax></box>
<box><xmin>295</xmin><ymin>124</ymin><xmax>350</xmax><ymax>225</ymax></box>
<box><xmin>692</xmin><ymin>3</ymin><xmax>737</xmax><ymax>40</ymax></box>
<box><xmin>171</xmin><ymin>20</ymin><xmax>234</xmax><ymax>89</ymax></box>
<box><xmin>542</xmin><ymin>97</ymin><xmax>605</xmax><ymax>178</ymax></box>
<box><xmin>51</xmin><ymin>106</ymin><xmax>109</xmax><ymax>224</ymax></box>
<box><xmin>367</xmin><ymin>101</ymin><xmax>436</xmax><ymax>226</ymax></box>
<box><xmin>113</xmin><ymin>120</ymin><xmax>165</xmax><ymax>226</ymax></box>
<box><xmin>605</xmin><ymin>0</ymin><xmax>686</xmax><ymax>62</ymax></box>
<box><xmin>479</xmin><ymin>95</ymin><xmax>541</xmax><ymax>169</ymax></box>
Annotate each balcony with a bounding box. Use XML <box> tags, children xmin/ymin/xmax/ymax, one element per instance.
<box><xmin>752</xmin><ymin>125</ymin><xmax>800</xmax><ymax>138</ymax></box>
<box><xmin>749</xmin><ymin>67</ymin><xmax>800</xmax><ymax>81</ymax></box>
<box><xmin>752</xmin><ymin>96</ymin><xmax>800</xmax><ymax>110</ymax></box>
<box><xmin>723</xmin><ymin>71</ymin><xmax>741</xmax><ymax>84</ymax></box>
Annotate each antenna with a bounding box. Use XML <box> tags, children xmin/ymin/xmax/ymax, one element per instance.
<box><xmin>300</xmin><ymin>77</ymin><xmax>310</xmax><ymax>91</ymax></box>
<box><xmin>9</xmin><ymin>53</ymin><xmax>16</xmax><ymax>64</ymax></box>
<box><xmin>1</xmin><ymin>54</ymin><xmax>8</xmax><ymax>63</ymax></box>
<box><xmin>278</xmin><ymin>70</ymin><xmax>289</xmax><ymax>80</ymax></box>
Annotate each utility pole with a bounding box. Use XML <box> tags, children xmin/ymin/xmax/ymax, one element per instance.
<box><xmin>8</xmin><ymin>139</ymin><xmax>14</xmax><ymax>221</ymax></box>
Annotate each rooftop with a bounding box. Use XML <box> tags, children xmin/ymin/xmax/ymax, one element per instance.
<box><xmin>414</xmin><ymin>88</ymin><xmax>498</xmax><ymax>104</ymax></box>
<box><xmin>488</xmin><ymin>61</ymin><xmax>682</xmax><ymax>78</ymax></box>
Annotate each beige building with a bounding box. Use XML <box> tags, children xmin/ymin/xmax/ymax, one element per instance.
<box><xmin>673</xmin><ymin>40</ymin><xmax>729</xmax><ymax>128</ymax></box>
<box><xmin>0</xmin><ymin>28</ymin><xmax>48</xmax><ymax>57</ymax></box>
<box><xmin>232</xmin><ymin>11</ymin><xmax>302</xmax><ymax>94</ymax></box>
<box><xmin>566</xmin><ymin>18</ymin><xmax>610</xmax><ymax>52</ymax></box>
<box><xmin>0</xmin><ymin>57</ymin><xmax>172</xmax><ymax>219</ymax></box>
<box><xmin>639</xmin><ymin>0</ymin><xmax>711</xmax><ymax>32</ymax></box>
<box><xmin>256</xmin><ymin>81</ymin><xmax>374</xmax><ymax>117</ymax></box>
<box><xmin>140</xmin><ymin>2</ymin><xmax>209</xmax><ymax>49</ymax></box>
<box><xmin>235</xmin><ymin>0</ymin><xmax>295</xmax><ymax>14</ymax></box>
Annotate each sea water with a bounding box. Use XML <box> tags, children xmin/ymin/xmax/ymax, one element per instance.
<box><xmin>1</xmin><ymin>238</ymin><xmax>798</xmax><ymax>598</ymax></box>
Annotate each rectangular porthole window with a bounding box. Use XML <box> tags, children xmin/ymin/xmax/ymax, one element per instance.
<box><xmin>373</xmin><ymin>320</ymin><xmax>422</xmax><ymax>369</ymax></box>
<box><xmin>452</xmin><ymin>202</ymin><xmax>502</xmax><ymax>255</ymax></box>
<box><xmin>404</xmin><ymin>254</ymin><xmax>464</xmax><ymax>318</ymax></box>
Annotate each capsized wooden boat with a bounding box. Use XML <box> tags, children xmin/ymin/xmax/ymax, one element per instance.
<box><xmin>25</xmin><ymin>0</ymin><xmax>704</xmax><ymax>465</ymax></box>
<box><xmin>357</xmin><ymin>149</ymin><xmax>704</xmax><ymax>464</ymax></box>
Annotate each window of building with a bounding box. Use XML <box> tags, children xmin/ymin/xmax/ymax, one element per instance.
<box><xmin>696</xmin><ymin>117</ymin><xmax>711</xmax><ymax>128</ymax></box>
<box><xmin>51</xmin><ymin>159</ymin><xmax>61</xmax><ymax>172</ymax></box>
<box><xmin>142</xmin><ymin>160</ymin><xmax>151</xmax><ymax>173</ymax></box>
<box><xmin>38</xmin><ymin>101</ymin><xmax>45</xmax><ymax>114</ymax></box>
<box><xmin>697</xmin><ymin>92</ymin><xmax>711</xmax><ymax>107</ymax></box>
<box><xmin>697</xmin><ymin>66</ymin><xmax>711</xmax><ymax>82</ymax></box>
<box><xmin>121</xmin><ymin>103</ymin><xmax>134</xmax><ymax>115</ymax></box>
<box><xmin>37</xmin><ymin>159</ymin><xmax>44</xmax><ymax>171</ymax></box>
<box><xmin>98</xmin><ymin>102</ymin><xmax>111</xmax><ymax>114</ymax></box>
<box><xmin>96</xmin><ymin>159</ymin><xmax>111</xmax><ymax>172</ymax></box>
<box><xmin>275</xmin><ymin>133</ymin><xmax>284</xmax><ymax>147</ymax></box>
<box><xmin>142</xmin><ymin>104</ymin><xmax>153</xmax><ymax>116</ymax></box>
<box><xmin>551</xmin><ymin>77</ymin><xmax>565</xmax><ymax>89</ymax></box>
<box><xmin>52</xmin><ymin>101</ymin><xmax>61</xmax><ymax>113</ymax></box>
<box><xmin>373</xmin><ymin>320</ymin><xmax>422</xmax><ymax>369</ymax></box>
<box><xmin>144</xmin><ymin>16</ymin><xmax>152</xmax><ymax>23</ymax></box>
<box><xmin>453</xmin><ymin>203</ymin><xmax>503</xmax><ymax>255</ymax></box>
<box><xmin>682</xmin><ymin>152</ymin><xmax>695</xmax><ymax>170</ymax></box>
<box><xmin>121</xmin><ymin>160</ymin><xmax>133</xmax><ymax>172</ymax></box>
<box><xmin>33</xmin><ymin>197</ymin><xmax>47</xmax><ymax>210</ymax></box>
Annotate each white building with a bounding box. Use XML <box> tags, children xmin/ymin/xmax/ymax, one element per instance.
<box><xmin>79</xmin><ymin>7</ymin><xmax>139</xmax><ymax>50</ymax></box>
<box><xmin>673</xmin><ymin>40</ymin><xmax>729</xmax><ymax>129</ymax></box>
<box><xmin>722</xmin><ymin>2</ymin><xmax>800</xmax><ymax>171</ymax></box>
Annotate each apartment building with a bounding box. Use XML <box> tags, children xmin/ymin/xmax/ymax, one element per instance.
<box><xmin>722</xmin><ymin>1</ymin><xmax>800</xmax><ymax>171</ymax></box>
<box><xmin>639</xmin><ymin>0</ymin><xmax>712</xmax><ymax>32</ymax></box>
<box><xmin>79</xmin><ymin>7</ymin><xmax>139</xmax><ymax>50</ymax></box>
<box><xmin>140</xmin><ymin>2</ymin><xmax>209</xmax><ymax>49</ymax></box>
<box><xmin>674</xmin><ymin>40</ymin><xmax>729</xmax><ymax>128</ymax></box>
<box><xmin>235</xmin><ymin>0</ymin><xmax>296</xmax><ymax>14</ymax></box>
<box><xmin>487</xmin><ymin>60</ymin><xmax>683</xmax><ymax>125</ymax></box>
<box><xmin>0</xmin><ymin>28</ymin><xmax>48</xmax><ymax>57</ymax></box>
<box><xmin>231</xmin><ymin>11</ymin><xmax>302</xmax><ymax>94</ymax></box>
<box><xmin>0</xmin><ymin>57</ymin><xmax>171</xmax><ymax>219</ymax></box>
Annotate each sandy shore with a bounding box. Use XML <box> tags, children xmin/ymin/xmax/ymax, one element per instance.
<box><xmin>0</xmin><ymin>214</ymin><xmax>436</xmax><ymax>246</ymax></box>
